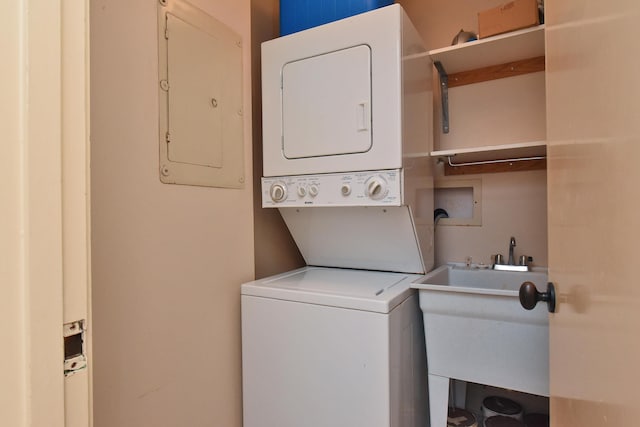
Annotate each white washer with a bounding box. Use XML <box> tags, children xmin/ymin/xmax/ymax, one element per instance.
<box><xmin>241</xmin><ymin>266</ymin><xmax>428</xmax><ymax>427</ymax></box>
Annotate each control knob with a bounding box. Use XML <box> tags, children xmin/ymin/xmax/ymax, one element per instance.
<box><xmin>269</xmin><ymin>183</ymin><xmax>287</xmax><ymax>203</ymax></box>
<box><xmin>365</xmin><ymin>176</ymin><xmax>388</xmax><ymax>200</ymax></box>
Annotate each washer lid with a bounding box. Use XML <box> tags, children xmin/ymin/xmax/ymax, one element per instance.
<box><xmin>241</xmin><ymin>266</ymin><xmax>423</xmax><ymax>313</ymax></box>
<box><xmin>279</xmin><ymin>205</ymin><xmax>427</xmax><ymax>274</ymax></box>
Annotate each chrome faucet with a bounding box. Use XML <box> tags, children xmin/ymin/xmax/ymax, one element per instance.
<box><xmin>493</xmin><ymin>236</ymin><xmax>531</xmax><ymax>272</ymax></box>
<box><xmin>508</xmin><ymin>236</ymin><xmax>516</xmax><ymax>265</ymax></box>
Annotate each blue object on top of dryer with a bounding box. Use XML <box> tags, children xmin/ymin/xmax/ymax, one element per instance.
<box><xmin>279</xmin><ymin>0</ymin><xmax>394</xmax><ymax>36</ymax></box>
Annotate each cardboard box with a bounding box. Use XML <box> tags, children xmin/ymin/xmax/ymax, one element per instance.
<box><xmin>478</xmin><ymin>0</ymin><xmax>540</xmax><ymax>39</ymax></box>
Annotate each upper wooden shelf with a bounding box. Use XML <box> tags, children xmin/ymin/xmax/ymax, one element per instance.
<box><xmin>426</xmin><ymin>25</ymin><xmax>546</xmax><ymax>134</ymax></box>
<box><xmin>428</xmin><ymin>25</ymin><xmax>545</xmax><ymax>75</ymax></box>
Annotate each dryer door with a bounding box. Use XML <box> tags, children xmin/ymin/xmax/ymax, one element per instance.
<box><xmin>282</xmin><ymin>45</ymin><xmax>372</xmax><ymax>159</ymax></box>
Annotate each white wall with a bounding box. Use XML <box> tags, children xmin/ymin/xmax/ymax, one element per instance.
<box><xmin>90</xmin><ymin>1</ymin><xmax>253</xmax><ymax>426</ymax></box>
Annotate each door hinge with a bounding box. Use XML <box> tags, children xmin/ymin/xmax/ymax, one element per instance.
<box><xmin>64</xmin><ymin>320</ymin><xmax>87</xmax><ymax>377</ymax></box>
<box><xmin>166</xmin><ymin>132</ymin><xmax>171</xmax><ymax>143</ymax></box>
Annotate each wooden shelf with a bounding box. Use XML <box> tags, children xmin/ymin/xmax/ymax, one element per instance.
<box><xmin>431</xmin><ymin>141</ymin><xmax>547</xmax><ymax>175</ymax></box>
<box><xmin>428</xmin><ymin>25</ymin><xmax>546</xmax><ymax>136</ymax></box>
<box><xmin>429</xmin><ymin>25</ymin><xmax>545</xmax><ymax>75</ymax></box>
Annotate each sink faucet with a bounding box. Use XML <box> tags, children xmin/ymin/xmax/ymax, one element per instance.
<box><xmin>494</xmin><ymin>236</ymin><xmax>530</xmax><ymax>271</ymax></box>
<box><xmin>508</xmin><ymin>236</ymin><xmax>516</xmax><ymax>265</ymax></box>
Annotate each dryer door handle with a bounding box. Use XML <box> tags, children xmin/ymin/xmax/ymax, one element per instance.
<box><xmin>357</xmin><ymin>101</ymin><xmax>369</xmax><ymax>132</ymax></box>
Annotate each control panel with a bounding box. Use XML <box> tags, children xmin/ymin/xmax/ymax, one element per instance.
<box><xmin>261</xmin><ymin>170</ymin><xmax>404</xmax><ymax>208</ymax></box>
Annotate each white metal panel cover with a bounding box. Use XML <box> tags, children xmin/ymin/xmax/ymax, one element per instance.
<box><xmin>167</xmin><ymin>13</ymin><xmax>223</xmax><ymax>168</ymax></box>
<box><xmin>158</xmin><ymin>0</ymin><xmax>245</xmax><ymax>188</ymax></box>
<box><xmin>282</xmin><ymin>45</ymin><xmax>372</xmax><ymax>159</ymax></box>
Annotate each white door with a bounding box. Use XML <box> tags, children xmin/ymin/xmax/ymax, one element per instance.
<box><xmin>1</xmin><ymin>1</ymin><xmax>92</xmax><ymax>426</ymax></box>
<box><xmin>546</xmin><ymin>0</ymin><xmax>640</xmax><ymax>425</ymax></box>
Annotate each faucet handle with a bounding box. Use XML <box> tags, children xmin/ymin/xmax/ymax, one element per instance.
<box><xmin>494</xmin><ymin>254</ymin><xmax>504</xmax><ymax>265</ymax></box>
<box><xmin>519</xmin><ymin>255</ymin><xmax>533</xmax><ymax>266</ymax></box>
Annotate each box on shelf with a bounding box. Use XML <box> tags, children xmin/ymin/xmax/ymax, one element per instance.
<box><xmin>478</xmin><ymin>0</ymin><xmax>539</xmax><ymax>39</ymax></box>
<box><xmin>280</xmin><ymin>0</ymin><xmax>394</xmax><ymax>36</ymax></box>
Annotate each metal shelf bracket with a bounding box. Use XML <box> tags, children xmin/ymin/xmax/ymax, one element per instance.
<box><xmin>434</xmin><ymin>61</ymin><xmax>449</xmax><ymax>134</ymax></box>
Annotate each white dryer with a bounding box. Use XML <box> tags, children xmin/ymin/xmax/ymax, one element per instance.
<box><xmin>241</xmin><ymin>266</ymin><xmax>428</xmax><ymax>427</ymax></box>
<box><xmin>261</xmin><ymin>4</ymin><xmax>432</xmax><ymax>178</ymax></box>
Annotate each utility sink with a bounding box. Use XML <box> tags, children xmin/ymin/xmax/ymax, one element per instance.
<box><xmin>418</xmin><ymin>263</ymin><xmax>547</xmax><ymax>295</ymax></box>
<box><xmin>411</xmin><ymin>263</ymin><xmax>549</xmax><ymax>427</ymax></box>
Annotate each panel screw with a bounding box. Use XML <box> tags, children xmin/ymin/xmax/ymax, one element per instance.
<box><xmin>211</xmin><ymin>98</ymin><xmax>218</xmax><ymax>108</ymax></box>
<box><xmin>239</xmin><ymin>177</ymin><xmax>245</xmax><ymax>184</ymax></box>
<box><xmin>160</xmin><ymin>80</ymin><xmax>169</xmax><ymax>91</ymax></box>
<box><xmin>161</xmin><ymin>165</ymin><xmax>170</xmax><ymax>176</ymax></box>
<box><xmin>236</xmin><ymin>40</ymin><xmax>242</xmax><ymax>48</ymax></box>
<box><xmin>237</xmin><ymin>109</ymin><xmax>243</xmax><ymax>116</ymax></box>
<box><xmin>159</xmin><ymin>0</ymin><xmax>167</xmax><ymax>6</ymax></box>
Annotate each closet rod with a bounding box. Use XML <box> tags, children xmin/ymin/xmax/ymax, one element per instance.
<box><xmin>445</xmin><ymin>155</ymin><xmax>546</xmax><ymax>168</ymax></box>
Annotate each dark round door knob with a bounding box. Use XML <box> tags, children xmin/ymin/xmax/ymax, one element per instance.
<box><xmin>519</xmin><ymin>281</ymin><xmax>556</xmax><ymax>313</ymax></box>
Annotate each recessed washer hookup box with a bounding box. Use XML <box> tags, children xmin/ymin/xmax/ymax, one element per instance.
<box><xmin>280</xmin><ymin>0</ymin><xmax>394</xmax><ymax>36</ymax></box>
<box><xmin>478</xmin><ymin>0</ymin><xmax>539</xmax><ymax>39</ymax></box>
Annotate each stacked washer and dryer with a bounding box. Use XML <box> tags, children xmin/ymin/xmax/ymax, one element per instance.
<box><xmin>242</xmin><ymin>5</ymin><xmax>435</xmax><ymax>427</ymax></box>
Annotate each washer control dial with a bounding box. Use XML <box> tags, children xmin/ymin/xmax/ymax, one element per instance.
<box><xmin>269</xmin><ymin>183</ymin><xmax>288</xmax><ymax>203</ymax></box>
<box><xmin>365</xmin><ymin>176</ymin><xmax>388</xmax><ymax>200</ymax></box>
<box><xmin>341</xmin><ymin>184</ymin><xmax>351</xmax><ymax>196</ymax></box>
<box><xmin>297</xmin><ymin>186</ymin><xmax>307</xmax><ymax>198</ymax></box>
<box><xmin>308</xmin><ymin>185</ymin><xmax>319</xmax><ymax>197</ymax></box>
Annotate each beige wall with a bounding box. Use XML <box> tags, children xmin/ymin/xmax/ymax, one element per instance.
<box><xmin>398</xmin><ymin>0</ymin><xmax>549</xmax><ymax>267</ymax></box>
<box><xmin>90</xmin><ymin>1</ymin><xmax>253</xmax><ymax>426</ymax></box>
<box><xmin>251</xmin><ymin>0</ymin><xmax>305</xmax><ymax>279</ymax></box>
<box><xmin>433</xmin><ymin>170</ymin><xmax>547</xmax><ymax>267</ymax></box>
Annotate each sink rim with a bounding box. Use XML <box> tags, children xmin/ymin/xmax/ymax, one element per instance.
<box><xmin>411</xmin><ymin>263</ymin><xmax>548</xmax><ymax>297</ymax></box>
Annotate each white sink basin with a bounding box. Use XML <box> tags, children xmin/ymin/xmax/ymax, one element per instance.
<box><xmin>411</xmin><ymin>263</ymin><xmax>549</xmax><ymax>427</ymax></box>
<box><xmin>416</xmin><ymin>263</ymin><xmax>547</xmax><ymax>295</ymax></box>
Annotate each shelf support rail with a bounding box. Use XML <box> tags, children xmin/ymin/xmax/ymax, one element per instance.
<box><xmin>444</xmin><ymin>154</ymin><xmax>546</xmax><ymax>168</ymax></box>
<box><xmin>434</xmin><ymin>61</ymin><xmax>449</xmax><ymax>134</ymax></box>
